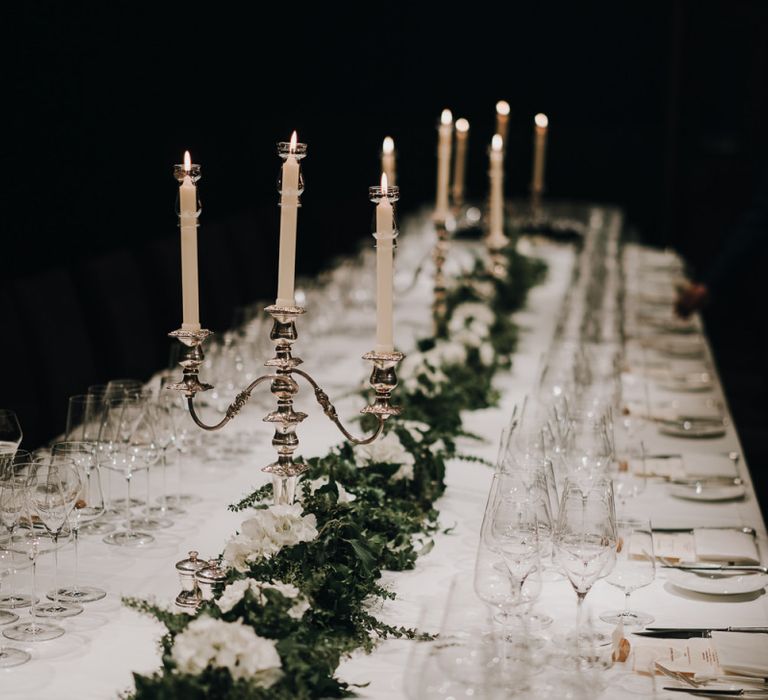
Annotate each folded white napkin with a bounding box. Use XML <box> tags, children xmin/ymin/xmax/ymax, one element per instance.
<box><xmin>684</xmin><ymin>454</ymin><xmax>737</xmax><ymax>478</ymax></box>
<box><xmin>711</xmin><ymin>632</ymin><xmax>768</xmax><ymax>677</ymax></box>
<box><xmin>694</xmin><ymin>529</ymin><xmax>759</xmax><ymax>564</ymax></box>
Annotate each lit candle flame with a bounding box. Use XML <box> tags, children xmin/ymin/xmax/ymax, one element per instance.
<box><xmin>455</xmin><ymin>118</ymin><xmax>470</xmax><ymax>133</ymax></box>
<box><xmin>183</xmin><ymin>150</ymin><xmax>191</xmax><ymax>172</ymax></box>
<box><xmin>440</xmin><ymin>109</ymin><xmax>453</xmax><ymax>125</ymax></box>
<box><xmin>496</xmin><ymin>100</ymin><xmax>510</xmax><ymax>116</ymax></box>
<box><xmin>289</xmin><ymin>131</ymin><xmax>298</xmax><ymax>153</ymax></box>
<box><xmin>535</xmin><ymin>113</ymin><xmax>549</xmax><ymax>128</ymax></box>
<box><xmin>382</xmin><ymin>136</ymin><xmax>394</xmax><ymax>154</ymax></box>
<box><xmin>492</xmin><ymin>134</ymin><xmax>503</xmax><ymax>151</ymax></box>
<box><xmin>381</xmin><ymin>172</ymin><xmax>388</xmax><ymax>193</ymax></box>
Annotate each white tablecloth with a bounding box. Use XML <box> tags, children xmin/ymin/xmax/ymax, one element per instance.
<box><xmin>4</xmin><ymin>206</ymin><xmax>766</xmax><ymax>699</ymax></box>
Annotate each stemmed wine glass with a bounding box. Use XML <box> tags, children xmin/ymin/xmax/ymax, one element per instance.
<box><xmin>0</xmin><ymin>548</ymin><xmax>31</xmax><ymax>667</ymax></box>
<box><xmin>29</xmin><ymin>455</ymin><xmax>83</xmax><ymax>619</ymax></box>
<box><xmin>553</xmin><ymin>477</ymin><xmax>617</xmax><ymax>646</ymax></box>
<box><xmin>98</xmin><ymin>397</ymin><xmax>154</xmax><ymax>546</ymax></box>
<box><xmin>0</xmin><ymin>451</ymin><xmax>35</xmax><ymax>611</ymax></box>
<box><xmin>147</xmin><ymin>392</ymin><xmax>184</xmax><ymax>518</ymax></box>
<box><xmin>125</xmin><ymin>404</ymin><xmax>166</xmax><ymax>531</ymax></box>
<box><xmin>599</xmin><ymin>518</ymin><xmax>655</xmax><ymax>627</ymax></box>
<box><xmin>49</xmin><ymin>442</ymin><xmax>107</xmax><ymax>603</ymax></box>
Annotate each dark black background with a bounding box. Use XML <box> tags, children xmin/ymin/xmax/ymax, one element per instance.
<box><xmin>2</xmin><ymin>1</ymin><xmax>767</xmax><ymax>506</ymax></box>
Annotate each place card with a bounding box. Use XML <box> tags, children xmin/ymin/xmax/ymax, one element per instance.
<box><xmin>633</xmin><ymin>638</ymin><xmax>720</xmax><ymax>676</ymax></box>
<box><xmin>711</xmin><ymin>632</ymin><xmax>768</xmax><ymax>677</ymax></box>
<box><xmin>642</xmin><ymin>533</ymin><xmax>696</xmax><ymax>561</ymax></box>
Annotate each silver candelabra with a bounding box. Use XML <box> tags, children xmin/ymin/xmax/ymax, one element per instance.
<box><xmin>167</xmin><ymin>141</ymin><xmax>404</xmax><ymax>505</ymax></box>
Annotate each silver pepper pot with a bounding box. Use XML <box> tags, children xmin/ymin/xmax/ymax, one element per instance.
<box><xmin>195</xmin><ymin>560</ymin><xmax>228</xmax><ymax>603</ymax></box>
<box><xmin>175</xmin><ymin>550</ymin><xmax>205</xmax><ymax>608</ymax></box>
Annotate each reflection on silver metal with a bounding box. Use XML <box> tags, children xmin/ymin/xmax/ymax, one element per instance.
<box><xmin>167</xmin><ymin>305</ymin><xmax>404</xmax><ymax>505</ymax></box>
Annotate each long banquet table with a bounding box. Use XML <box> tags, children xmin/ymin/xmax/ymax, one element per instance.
<box><xmin>3</xmin><ymin>205</ymin><xmax>766</xmax><ymax>699</ymax></box>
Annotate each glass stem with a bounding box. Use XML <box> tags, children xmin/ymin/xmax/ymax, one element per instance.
<box><xmin>623</xmin><ymin>590</ymin><xmax>631</xmax><ymax>617</ymax></box>
<box><xmin>125</xmin><ymin>473</ymin><xmax>132</xmax><ymax>535</ymax></box>
<box><xmin>52</xmin><ymin>534</ymin><xmax>59</xmax><ymax>609</ymax></box>
<box><xmin>160</xmin><ymin>451</ymin><xmax>168</xmax><ymax>509</ymax></box>
<box><xmin>575</xmin><ymin>591</ymin><xmax>586</xmax><ymax>631</ymax></box>
<box><xmin>145</xmin><ymin>466</ymin><xmax>151</xmax><ymax>520</ymax></box>
<box><xmin>72</xmin><ymin>527</ymin><xmax>80</xmax><ymax>594</ymax></box>
<box><xmin>30</xmin><ymin>557</ymin><xmax>37</xmax><ymax>631</ymax></box>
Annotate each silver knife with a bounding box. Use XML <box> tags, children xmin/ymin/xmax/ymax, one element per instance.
<box><xmin>637</xmin><ymin>627</ymin><xmax>768</xmax><ymax>638</ymax></box>
<box><xmin>664</xmin><ymin>687</ymin><xmax>768</xmax><ymax>696</ymax></box>
<box><xmin>661</xmin><ymin>564</ymin><xmax>768</xmax><ymax>574</ymax></box>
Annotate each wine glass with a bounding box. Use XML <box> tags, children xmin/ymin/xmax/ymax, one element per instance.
<box><xmin>65</xmin><ymin>394</ymin><xmax>105</xmax><ymax>443</ymax></box>
<box><xmin>147</xmin><ymin>393</ymin><xmax>184</xmax><ymax>519</ymax></box>
<box><xmin>99</xmin><ymin>397</ymin><xmax>154</xmax><ymax>547</ymax></box>
<box><xmin>0</xmin><ymin>410</ymin><xmax>23</xmax><ymax>472</ymax></box>
<box><xmin>126</xmin><ymin>403</ymin><xmax>167</xmax><ymax>531</ymax></box>
<box><xmin>0</xmin><ymin>451</ymin><xmax>35</xmax><ymax>610</ymax></box>
<box><xmin>0</xmin><ymin>548</ymin><xmax>31</xmax><ymax>667</ymax></box>
<box><xmin>475</xmin><ymin>474</ymin><xmax>541</xmax><ymax>630</ymax></box>
<box><xmin>3</xmin><ymin>505</ymin><xmax>68</xmax><ymax>641</ymax></box>
<box><xmin>599</xmin><ymin>518</ymin><xmax>655</xmax><ymax>627</ymax></box>
<box><xmin>554</xmin><ymin>477</ymin><xmax>617</xmax><ymax>646</ymax></box>
<box><xmin>30</xmin><ymin>456</ymin><xmax>83</xmax><ymax>619</ymax></box>
<box><xmin>49</xmin><ymin>442</ymin><xmax>107</xmax><ymax>603</ymax></box>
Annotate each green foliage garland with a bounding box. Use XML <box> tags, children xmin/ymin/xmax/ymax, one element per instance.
<box><xmin>123</xmin><ymin>242</ymin><xmax>546</xmax><ymax>699</ymax></box>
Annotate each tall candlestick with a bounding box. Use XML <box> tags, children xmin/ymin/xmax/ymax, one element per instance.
<box><xmin>434</xmin><ymin>108</ymin><xmax>453</xmax><ymax>223</ymax></box>
<box><xmin>372</xmin><ymin>173</ymin><xmax>398</xmax><ymax>352</ymax></box>
<box><xmin>451</xmin><ymin>118</ymin><xmax>470</xmax><ymax>207</ymax></box>
<box><xmin>276</xmin><ymin>131</ymin><xmax>304</xmax><ymax>307</ymax></box>
<box><xmin>176</xmin><ymin>151</ymin><xmax>201</xmax><ymax>330</ymax></box>
<box><xmin>531</xmin><ymin>113</ymin><xmax>549</xmax><ymax>195</ymax></box>
<box><xmin>487</xmin><ymin>134</ymin><xmax>509</xmax><ymax>250</ymax></box>
<box><xmin>381</xmin><ymin>136</ymin><xmax>396</xmax><ymax>187</ymax></box>
<box><xmin>495</xmin><ymin>100</ymin><xmax>510</xmax><ymax>145</ymax></box>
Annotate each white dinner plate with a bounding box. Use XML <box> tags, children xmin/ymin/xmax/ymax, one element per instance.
<box><xmin>668</xmin><ymin>483</ymin><xmax>747</xmax><ymax>501</ymax></box>
<box><xmin>667</xmin><ymin>569</ymin><xmax>768</xmax><ymax>595</ymax></box>
<box><xmin>659</xmin><ymin>422</ymin><xmax>727</xmax><ymax>439</ymax></box>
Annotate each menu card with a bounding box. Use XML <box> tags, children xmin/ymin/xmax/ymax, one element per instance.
<box><xmin>633</xmin><ymin>638</ymin><xmax>720</xmax><ymax>676</ymax></box>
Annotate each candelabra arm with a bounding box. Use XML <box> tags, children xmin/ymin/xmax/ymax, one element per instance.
<box><xmin>186</xmin><ymin>374</ymin><xmax>283</xmax><ymax>432</ymax></box>
<box><xmin>291</xmin><ymin>368</ymin><xmax>385</xmax><ymax>445</ymax></box>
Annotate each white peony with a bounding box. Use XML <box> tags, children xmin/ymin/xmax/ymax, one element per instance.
<box><xmin>449</xmin><ymin>302</ymin><xmax>495</xmax><ymax>334</ymax></box>
<box><xmin>223</xmin><ymin>504</ymin><xmax>318</xmax><ymax>573</ymax></box>
<box><xmin>452</xmin><ymin>327</ymin><xmax>483</xmax><ymax>349</ymax></box>
<box><xmin>355</xmin><ymin>430</ymin><xmax>415</xmax><ymax>469</ymax></box>
<box><xmin>171</xmin><ymin>616</ymin><xmax>282</xmax><ymax>686</ymax></box>
<box><xmin>400</xmin><ymin>420</ymin><xmax>430</xmax><ymax>443</ymax></box>
<box><xmin>429</xmin><ymin>439</ymin><xmax>446</xmax><ymax>455</ymax></box>
<box><xmin>432</xmin><ymin>341</ymin><xmax>467</xmax><ymax>366</ymax></box>
<box><xmin>479</xmin><ymin>342</ymin><xmax>495</xmax><ymax>367</ymax></box>
<box><xmin>390</xmin><ymin>462</ymin><xmax>415</xmax><ymax>482</ymax></box>
<box><xmin>217</xmin><ymin>579</ymin><xmax>309</xmax><ymax>620</ymax></box>
<box><xmin>300</xmin><ymin>477</ymin><xmax>355</xmax><ymax>504</ymax></box>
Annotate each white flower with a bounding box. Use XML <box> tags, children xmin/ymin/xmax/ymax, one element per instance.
<box><xmin>449</xmin><ymin>302</ymin><xmax>495</xmax><ymax>335</ymax></box>
<box><xmin>390</xmin><ymin>462</ymin><xmax>414</xmax><ymax>482</ymax></box>
<box><xmin>399</xmin><ymin>352</ymin><xmax>425</xmax><ymax>380</ymax></box>
<box><xmin>472</xmin><ymin>280</ymin><xmax>495</xmax><ymax>300</ymax></box>
<box><xmin>432</xmin><ymin>341</ymin><xmax>467</xmax><ymax>366</ymax></box>
<box><xmin>400</xmin><ymin>420</ymin><xmax>430</xmax><ymax>443</ymax></box>
<box><xmin>171</xmin><ymin>616</ymin><xmax>282</xmax><ymax>686</ymax></box>
<box><xmin>452</xmin><ymin>328</ymin><xmax>483</xmax><ymax>348</ymax></box>
<box><xmin>223</xmin><ymin>504</ymin><xmax>318</xmax><ymax>573</ymax></box>
<box><xmin>429</xmin><ymin>439</ymin><xmax>446</xmax><ymax>455</ymax></box>
<box><xmin>217</xmin><ymin>579</ymin><xmax>309</xmax><ymax>620</ymax></box>
<box><xmin>355</xmin><ymin>430</ymin><xmax>415</xmax><ymax>469</ymax></box>
<box><xmin>300</xmin><ymin>477</ymin><xmax>355</xmax><ymax>504</ymax></box>
<box><xmin>479</xmin><ymin>342</ymin><xmax>495</xmax><ymax>367</ymax></box>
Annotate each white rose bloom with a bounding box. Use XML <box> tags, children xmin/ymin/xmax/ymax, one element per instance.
<box><xmin>452</xmin><ymin>328</ymin><xmax>483</xmax><ymax>348</ymax></box>
<box><xmin>479</xmin><ymin>342</ymin><xmax>495</xmax><ymax>366</ymax></box>
<box><xmin>429</xmin><ymin>439</ymin><xmax>446</xmax><ymax>455</ymax></box>
<box><xmin>171</xmin><ymin>616</ymin><xmax>282</xmax><ymax>686</ymax></box>
<box><xmin>449</xmin><ymin>302</ymin><xmax>495</xmax><ymax>336</ymax></box>
<box><xmin>355</xmin><ymin>430</ymin><xmax>415</xmax><ymax>468</ymax></box>
<box><xmin>300</xmin><ymin>477</ymin><xmax>355</xmax><ymax>504</ymax></box>
<box><xmin>223</xmin><ymin>505</ymin><xmax>318</xmax><ymax>573</ymax></box>
<box><xmin>390</xmin><ymin>462</ymin><xmax>415</xmax><ymax>482</ymax></box>
<box><xmin>400</xmin><ymin>420</ymin><xmax>430</xmax><ymax>443</ymax></box>
<box><xmin>472</xmin><ymin>280</ymin><xmax>495</xmax><ymax>299</ymax></box>
<box><xmin>399</xmin><ymin>352</ymin><xmax>424</xmax><ymax>380</ymax></box>
<box><xmin>217</xmin><ymin>579</ymin><xmax>309</xmax><ymax>620</ymax></box>
<box><xmin>434</xmin><ymin>341</ymin><xmax>467</xmax><ymax>366</ymax></box>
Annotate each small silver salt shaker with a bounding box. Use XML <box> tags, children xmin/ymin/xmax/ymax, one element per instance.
<box><xmin>195</xmin><ymin>560</ymin><xmax>228</xmax><ymax>602</ymax></box>
<box><xmin>175</xmin><ymin>550</ymin><xmax>205</xmax><ymax>608</ymax></box>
